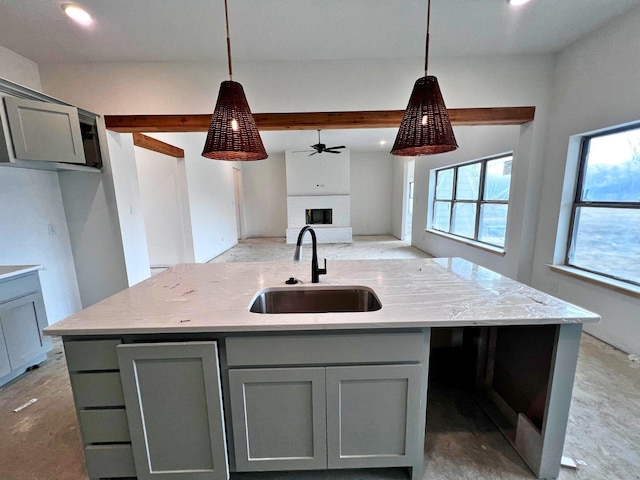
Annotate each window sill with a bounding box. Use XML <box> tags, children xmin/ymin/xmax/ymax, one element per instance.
<box><xmin>547</xmin><ymin>264</ymin><xmax>640</xmax><ymax>299</ymax></box>
<box><xmin>425</xmin><ymin>229</ymin><xmax>506</xmax><ymax>256</ymax></box>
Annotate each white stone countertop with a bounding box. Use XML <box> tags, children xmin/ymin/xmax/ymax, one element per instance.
<box><xmin>0</xmin><ymin>265</ymin><xmax>40</xmax><ymax>281</ymax></box>
<box><xmin>44</xmin><ymin>258</ymin><xmax>600</xmax><ymax>336</ymax></box>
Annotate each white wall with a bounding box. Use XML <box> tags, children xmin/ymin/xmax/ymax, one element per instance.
<box><xmin>350</xmin><ymin>151</ymin><xmax>393</xmax><ymax>235</ymax></box>
<box><xmin>0</xmin><ymin>45</ymin><xmax>42</xmax><ymax>91</ymax></box>
<box><xmin>105</xmin><ymin>131</ymin><xmax>150</xmax><ymax>286</ymax></box>
<box><xmin>241</xmin><ymin>153</ymin><xmax>287</xmax><ymax>238</ymax></box>
<box><xmin>530</xmin><ymin>6</ymin><xmax>640</xmax><ymax>355</ymax></box>
<box><xmin>134</xmin><ymin>147</ymin><xmax>192</xmax><ymax>267</ymax></box>
<box><xmin>149</xmin><ymin>133</ymin><xmax>238</xmax><ymax>263</ymax></box>
<box><xmin>286</xmin><ymin>150</ymin><xmax>350</xmax><ymax>196</ymax></box>
<box><xmin>0</xmin><ymin>168</ymin><xmax>82</xmax><ymax>322</ymax></box>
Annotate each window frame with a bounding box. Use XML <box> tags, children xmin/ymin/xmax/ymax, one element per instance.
<box><xmin>431</xmin><ymin>152</ymin><xmax>513</xmax><ymax>248</ymax></box>
<box><xmin>566</xmin><ymin>126</ymin><xmax>640</xmax><ymax>287</ymax></box>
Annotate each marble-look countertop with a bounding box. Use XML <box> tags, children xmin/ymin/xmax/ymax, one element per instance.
<box><xmin>44</xmin><ymin>258</ymin><xmax>599</xmax><ymax>336</ymax></box>
<box><xmin>0</xmin><ymin>265</ymin><xmax>40</xmax><ymax>281</ymax></box>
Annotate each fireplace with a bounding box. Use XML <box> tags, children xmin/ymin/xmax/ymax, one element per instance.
<box><xmin>286</xmin><ymin>195</ymin><xmax>352</xmax><ymax>244</ymax></box>
<box><xmin>306</xmin><ymin>208</ymin><xmax>332</xmax><ymax>225</ymax></box>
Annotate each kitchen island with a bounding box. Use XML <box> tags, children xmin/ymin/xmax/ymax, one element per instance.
<box><xmin>44</xmin><ymin>258</ymin><xmax>599</xmax><ymax>480</ymax></box>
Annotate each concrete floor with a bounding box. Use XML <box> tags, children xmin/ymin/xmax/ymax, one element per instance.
<box><xmin>2</xmin><ymin>237</ymin><xmax>640</xmax><ymax>480</ymax></box>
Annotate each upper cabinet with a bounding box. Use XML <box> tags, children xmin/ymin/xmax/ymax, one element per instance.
<box><xmin>0</xmin><ymin>77</ymin><xmax>102</xmax><ymax>171</ymax></box>
<box><xmin>4</xmin><ymin>97</ymin><xmax>86</xmax><ymax>164</ymax></box>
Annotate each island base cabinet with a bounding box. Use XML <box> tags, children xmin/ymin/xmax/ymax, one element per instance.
<box><xmin>117</xmin><ymin>342</ymin><xmax>229</xmax><ymax>480</ymax></box>
<box><xmin>229</xmin><ymin>364</ymin><xmax>426</xmax><ymax>477</ymax></box>
<box><xmin>326</xmin><ymin>364</ymin><xmax>423</xmax><ymax>470</ymax></box>
<box><xmin>228</xmin><ymin>367</ymin><xmax>328</xmax><ymax>472</ymax></box>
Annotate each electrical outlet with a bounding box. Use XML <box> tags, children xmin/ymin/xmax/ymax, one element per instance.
<box><xmin>550</xmin><ymin>280</ymin><xmax>559</xmax><ymax>293</ymax></box>
<box><xmin>47</xmin><ymin>224</ymin><xmax>56</xmax><ymax>235</ymax></box>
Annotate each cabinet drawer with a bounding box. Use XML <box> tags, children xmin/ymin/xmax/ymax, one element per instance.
<box><xmin>0</xmin><ymin>273</ymin><xmax>39</xmax><ymax>304</ymax></box>
<box><xmin>64</xmin><ymin>339</ymin><xmax>121</xmax><ymax>371</ymax></box>
<box><xmin>84</xmin><ymin>444</ymin><xmax>136</xmax><ymax>479</ymax></box>
<box><xmin>79</xmin><ymin>409</ymin><xmax>130</xmax><ymax>444</ymax></box>
<box><xmin>226</xmin><ymin>332</ymin><xmax>427</xmax><ymax>366</ymax></box>
<box><xmin>70</xmin><ymin>372</ymin><xmax>124</xmax><ymax>408</ymax></box>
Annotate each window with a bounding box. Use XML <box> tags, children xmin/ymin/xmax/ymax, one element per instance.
<box><xmin>567</xmin><ymin>125</ymin><xmax>640</xmax><ymax>286</ymax></box>
<box><xmin>431</xmin><ymin>154</ymin><xmax>512</xmax><ymax>248</ymax></box>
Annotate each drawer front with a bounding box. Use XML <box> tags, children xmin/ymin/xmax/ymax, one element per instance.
<box><xmin>0</xmin><ymin>273</ymin><xmax>39</xmax><ymax>304</ymax></box>
<box><xmin>70</xmin><ymin>372</ymin><xmax>125</xmax><ymax>408</ymax></box>
<box><xmin>84</xmin><ymin>444</ymin><xmax>136</xmax><ymax>479</ymax></box>
<box><xmin>79</xmin><ymin>409</ymin><xmax>130</xmax><ymax>444</ymax></box>
<box><xmin>64</xmin><ymin>339</ymin><xmax>121</xmax><ymax>371</ymax></box>
<box><xmin>226</xmin><ymin>332</ymin><xmax>427</xmax><ymax>366</ymax></box>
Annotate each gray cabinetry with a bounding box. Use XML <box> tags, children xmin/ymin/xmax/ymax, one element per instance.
<box><xmin>326</xmin><ymin>364</ymin><xmax>423</xmax><ymax>469</ymax></box>
<box><xmin>226</xmin><ymin>332</ymin><xmax>429</xmax><ymax>479</ymax></box>
<box><xmin>0</xmin><ymin>79</ymin><xmax>102</xmax><ymax>170</ymax></box>
<box><xmin>228</xmin><ymin>367</ymin><xmax>327</xmax><ymax>471</ymax></box>
<box><xmin>117</xmin><ymin>342</ymin><xmax>229</xmax><ymax>480</ymax></box>
<box><xmin>3</xmin><ymin>96</ymin><xmax>85</xmax><ymax>164</ymax></box>
<box><xmin>64</xmin><ymin>338</ymin><xmax>135</xmax><ymax>480</ymax></box>
<box><xmin>0</xmin><ymin>271</ymin><xmax>49</xmax><ymax>387</ymax></box>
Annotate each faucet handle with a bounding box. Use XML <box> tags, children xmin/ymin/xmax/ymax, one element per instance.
<box><xmin>318</xmin><ymin>258</ymin><xmax>327</xmax><ymax>276</ymax></box>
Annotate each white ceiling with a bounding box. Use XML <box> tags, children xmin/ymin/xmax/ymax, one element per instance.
<box><xmin>1</xmin><ymin>0</ymin><xmax>639</xmax><ymax>64</ymax></box>
<box><xmin>1</xmin><ymin>0</ymin><xmax>639</xmax><ymax>153</ymax></box>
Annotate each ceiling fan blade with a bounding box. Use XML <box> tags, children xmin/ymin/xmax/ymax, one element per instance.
<box><xmin>324</xmin><ymin>150</ymin><xmax>341</xmax><ymax>154</ymax></box>
<box><xmin>308</xmin><ymin>151</ymin><xmax>317</xmax><ymax>156</ymax></box>
<box><xmin>328</xmin><ymin>146</ymin><xmax>346</xmax><ymax>150</ymax></box>
<box><xmin>292</xmin><ymin>149</ymin><xmax>314</xmax><ymax>153</ymax></box>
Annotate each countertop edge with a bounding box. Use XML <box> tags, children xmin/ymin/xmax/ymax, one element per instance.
<box><xmin>0</xmin><ymin>265</ymin><xmax>41</xmax><ymax>281</ymax></box>
<box><xmin>44</xmin><ymin>315</ymin><xmax>600</xmax><ymax>337</ymax></box>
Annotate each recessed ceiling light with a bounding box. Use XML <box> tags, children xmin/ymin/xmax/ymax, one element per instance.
<box><xmin>379</xmin><ymin>140</ymin><xmax>387</xmax><ymax>146</ymax></box>
<box><xmin>508</xmin><ymin>0</ymin><xmax>532</xmax><ymax>5</ymax></box>
<box><xmin>62</xmin><ymin>4</ymin><xmax>93</xmax><ymax>26</ymax></box>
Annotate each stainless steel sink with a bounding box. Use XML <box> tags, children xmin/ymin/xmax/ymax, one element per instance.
<box><xmin>249</xmin><ymin>285</ymin><xmax>382</xmax><ymax>314</ymax></box>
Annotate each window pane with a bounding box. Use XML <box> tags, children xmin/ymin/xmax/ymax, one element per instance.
<box><xmin>581</xmin><ymin>128</ymin><xmax>640</xmax><ymax>202</ymax></box>
<box><xmin>484</xmin><ymin>156</ymin><xmax>512</xmax><ymax>201</ymax></box>
<box><xmin>569</xmin><ymin>207</ymin><xmax>640</xmax><ymax>285</ymax></box>
<box><xmin>451</xmin><ymin>203</ymin><xmax>476</xmax><ymax>238</ymax></box>
<box><xmin>479</xmin><ymin>204</ymin><xmax>508</xmax><ymax>247</ymax></box>
<box><xmin>432</xmin><ymin>201</ymin><xmax>451</xmax><ymax>231</ymax></box>
<box><xmin>436</xmin><ymin>169</ymin><xmax>454</xmax><ymax>200</ymax></box>
<box><xmin>456</xmin><ymin>163</ymin><xmax>480</xmax><ymax>200</ymax></box>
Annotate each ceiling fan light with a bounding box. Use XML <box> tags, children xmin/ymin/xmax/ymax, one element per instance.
<box><xmin>202</xmin><ymin>80</ymin><xmax>267</xmax><ymax>161</ymax></box>
<box><xmin>391</xmin><ymin>76</ymin><xmax>458</xmax><ymax>156</ymax></box>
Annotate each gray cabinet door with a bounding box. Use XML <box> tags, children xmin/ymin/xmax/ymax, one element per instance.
<box><xmin>117</xmin><ymin>342</ymin><xmax>228</xmax><ymax>480</ymax></box>
<box><xmin>229</xmin><ymin>367</ymin><xmax>327</xmax><ymax>472</ymax></box>
<box><xmin>0</xmin><ymin>294</ymin><xmax>45</xmax><ymax>369</ymax></box>
<box><xmin>326</xmin><ymin>364</ymin><xmax>423</xmax><ymax>469</ymax></box>
<box><xmin>3</xmin><ymin>96</ymin><xmax>85</xmax><ymax>164</ymax></box>
<box><xmin>0</xmin><ymin>321</ymin><xmax>11</xmax><ymax>378</ymax></box>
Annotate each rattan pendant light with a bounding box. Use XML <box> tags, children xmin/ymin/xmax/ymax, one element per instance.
<box><xmin>391</xmin><ymin>0</ymin><xmax>458</xmax><ymax>156</ymax></box>
<box><xmin>202</xmin><ymin>0</ymin><xmax>267</xmax><ymax>161</ymax></box>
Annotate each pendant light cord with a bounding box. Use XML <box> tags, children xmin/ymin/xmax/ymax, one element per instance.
<box><xmin>224</xmin><ymin>0</ymin><xmax>233</xmax><ymax>80</ymax></box>
<box><xmin>424</xmin><ymin>0</ymin><xmax>431</xmax><ymax>76</ymax></box>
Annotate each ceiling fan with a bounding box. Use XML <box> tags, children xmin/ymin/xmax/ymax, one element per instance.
<box><xmin>293</xmin><ymin>130</ymin><xmax>346</xmax><ymax>156</ymax></box>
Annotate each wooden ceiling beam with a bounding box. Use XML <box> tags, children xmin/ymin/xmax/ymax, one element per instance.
<box><xmin>105</xmin><ymin>106</ymin><xmax>535</xmax><ymax>133</ymax></box>
<box><xmin>132</xmin><ymin>132</ymin><xmax>185</xmax><ymax>157</ymax></box>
